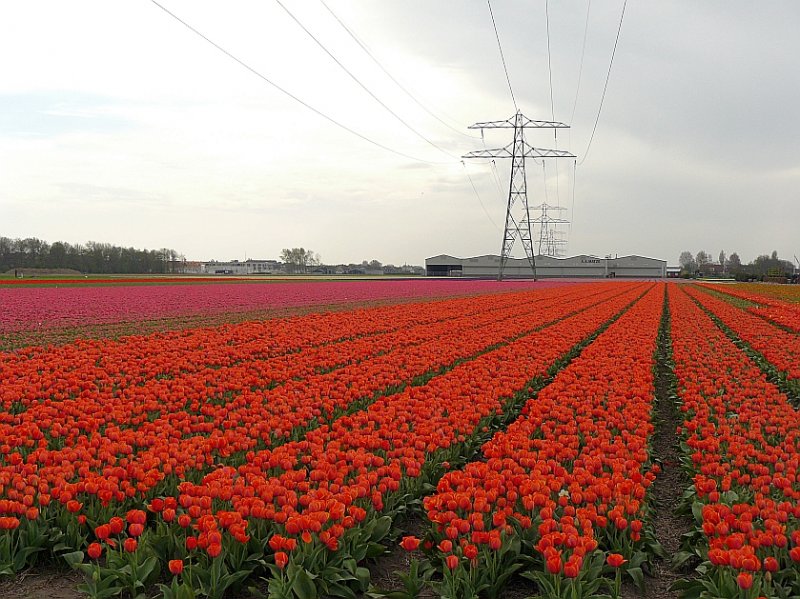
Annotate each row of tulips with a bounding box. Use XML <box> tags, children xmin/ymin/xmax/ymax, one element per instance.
<box><xmin>0</xmin><ymin>278</ymin><xmax>551</xmax><ymax>333</ymax></box>
<box><xmin>684</xmin><ymin>285</ymin><xmax>800</xmax><ymax>396</ymax></box>
<box><xmin>409</xmin><ymin>283</ymin><xmax>665</xmax><ymax>598</ymax></box>
<box><xmin>0</xmin><ymin>284</ymin><xmax>639</xmax><ymax>594</ymax></box>
<box><xmin>696</xmin><ymin>282</ymin><xmax>800</xmax><ymax>334</ymax></box>
<box><xmin>0</xmin><ymin>285</ymin><xmax>627</xmax><ymax>521</ymax></box>
<box><xmin>52</xmin><ymin>284</ymin><xmax>649</xmax><ymax>598</ymax></box>
<box><xmin>1</xmin><ymin>286</ymin><xmax>566</xmax><ymax>449</ymax></box>
<box><xmin>668</xmin><ymin>285</ymin><xmax>800</xmax><ymax>599</ymax></box>
<box><xmin>730</xmin><ymin>283</ymin><xmax>800</xmax><ymax>305</ymax></box>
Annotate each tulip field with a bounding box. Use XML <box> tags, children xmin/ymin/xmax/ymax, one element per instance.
<box><xmin>1</xmin><ymin>278</ymin><xmax>800</xmax><ymax>599</ymax></box>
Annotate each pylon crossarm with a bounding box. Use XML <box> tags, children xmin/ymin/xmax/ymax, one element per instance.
<box><xmin>461</xmin><ymin>147</ymin><xmax>513</xmax><ymax>159</ymax></box>
<box><xmin>468</xmin><ymin>114</ymin><xmax>570</xmax><ymax>129</ymax></box>
<box><xmin>520</xmin><ymin>143</ymin><xmax>575</xmax><ymax>159</ymax></box>
<box><xmin>463</xmin><ymin>144</ymin><xmax>574</xmax><ymax>160</ymax></box>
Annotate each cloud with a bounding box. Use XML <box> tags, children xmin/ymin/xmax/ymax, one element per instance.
<box><xmin>1</xmin><ymin>1</ymin><xmax>798</xmax><ymax>266</ymax></box>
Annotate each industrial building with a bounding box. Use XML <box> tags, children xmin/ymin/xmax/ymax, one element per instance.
<box><xmin>201</xmin><ymin>259</ymin><xmax>282</xmax><ymax>275</ymax></box>
<box><xmin>426</xmin><ymin>254</ymin><xmax>667</xmax><ymax>278</ymax></box>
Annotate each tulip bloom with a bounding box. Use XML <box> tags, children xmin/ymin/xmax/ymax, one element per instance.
<box><xmin>736</xmin><ymin>572</ymin><xmax>753</xmax><ymax>590</ymax></box>
<box><xmin>607</xmin><ymin>553</ymin><xmax>626</xmax><ymax>568</ymax></box>
<box><xmin>400</xmin><ymin>536</ymin><xmax>421</xmax><ymax>551</ymax></box>
<box><xmin>168</xmin><ymin>560</ymin><xmax>184</xmax><ymax>576</ymax></box>
<box><xmin>87</xmin><ymin>542</ymin><xmax>103</xmax><ymax>560</ymax></box>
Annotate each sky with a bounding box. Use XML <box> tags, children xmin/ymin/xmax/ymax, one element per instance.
<box><xmin>2</xmin><ymin>1</ymin><xmax>799</xmax><ymax>266</ymax></box>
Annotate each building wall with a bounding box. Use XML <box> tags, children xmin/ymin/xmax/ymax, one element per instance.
<box><xmin>426</xmin><ymin>254</ymin><xmax>666</xmax><ymax>278</ymax></box>
<box><xmin>201</xmin><ymin>260</ymin><xmax>281</xmax><ymax>275</ymax></box>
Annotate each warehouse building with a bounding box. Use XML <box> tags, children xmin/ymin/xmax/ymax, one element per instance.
<box><xmin>201</xmin><ymin>259</ymin><xmax>282</xmax><ymax>275</ymax></box>
<box><xmin>426</xmin><ymin>254</ymin><xmax>667</xmax><ymax>278</ymax></box>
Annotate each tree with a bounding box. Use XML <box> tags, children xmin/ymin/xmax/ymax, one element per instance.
<box><xmin>679</xmin><ymin>251</ymin><xmax>696</xmax><ymax>275</ymax></box>
<box><xmin>718</xmin><ymin>250</ymin><xmax>726</xmax><ymax>273</ymax></box>
<box><xmin>0</xmin><ymin>235</ymin><xmax>177</xmax><ymax>274</ymax></box>
<box><xmin>280</xmin><ymin>248</ymin><xmax>321</xmax><ymax>273</ymax></box>
<box><xmin>695</xmin><ymin>251</ymin><xmax>713</xmax><ymax>276</ymax></box>
<box><xmin>728</xmin><ymin>252</ymin><xmax>741</xmax><ymax>272</ymax></box>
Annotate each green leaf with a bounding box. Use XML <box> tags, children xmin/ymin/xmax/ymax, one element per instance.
<box><xmin>355</xmin><ymin>566</ymin><xmax>371</xmax><ymax>590</ymax></box>
<box><xmin>292</xmin><ymin>568</ymin><xmax>317</xmax><ymax>599</ymax></box>
<box><xmin>342</xmin><ymin>558</ymin><xmax>358</xmax><ymax>574</ymax></box>
<box><xmin>629</xmin><ymin>550</ymin><xmax>647</xmax><ymax>569</ymax></box>
<box><xmin>61</xmin><ymin>550</ymin><xmax>85</xmax><ymax>568</ymax></box>
<box><xmin>722</xmin><ymin>490</ymin><xmax>739</xmax><ymax>503</ymax></box>
<box><xmin>323</xmin><ymin>581</ymin><xmax>357</xmax><ymax>599</ymax></box>
<box><xmin>92</xmin><ymin>587</ymin><xmax>125</xmax><ymax>599</ymax></box>
<box><xmin>370</xmin><ymin>516</ymin><xmax>393</xmax><ymax>542</ymax></box>
<box><xmin>672</xmin><ymin>550</ymin><xmax>697</xmax><ymax>569</ymax></box>
<box><xmin>369</xmin><ymin>592</ymin><xmax>411</xmax><ymax>599</ymax></box>
<box><xmin>137</xmin><ymin>556</ymin><xmax>161</xmax><ymax>585</ymax></box>
<box><xmin>365</xmin><ymin>542</ymin><xmax>387</xmax><ymax>559</ymax></box>
<box><xmin>691</xmin><ymin>500</ymin><xmax>704</xmax><ymax>524</ymax></box>
<box><xmin>628</xmin><ymin>566</ymin><xmax>644</xmax><ymax>590</ymax></box>
<box><xmin>247</xmin><ymin>585</ymin><xmax>268</xmax><ymax>599</ymax></box>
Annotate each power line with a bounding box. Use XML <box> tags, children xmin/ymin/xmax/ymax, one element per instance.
<box><xmin>545</xmin><ymin>0</ymin><xmax>562</xmax><ymax>208</ymax></box>
<box><xmin>569</xmin><ymin>0</ymin><xmax>592</xmax><ymax>130</ymax></box>
<box><xmin>545</xmin><ymin>0</ymin><xmax>555</xmax><ymax>121</ymax></box>
<box><xmin>542</xmin><ymin>161</ymin><xmax>550</xmax><ymax>204</ymax></box>
<box><xmin>480</xmin><ymin>130</ymin><xmax>507</xmax><ymax>202</ymax></box>
<box><xmin>319</xmin><ymin>0</ymin><xmax>479</xmax><ymax>140</ymax></box>
<box><xmin>489</xmin><ymin>160</ymin><xmax>506</xmax><ymax>201</ymax></box>
<box><xmin>570</xmin><ymin>159</ymin><xmax>577</xmax><ymax>235</ymax></box>
<box><xmin>578</xmin><ymin>0</ymin><xmax>627</xmax><ymax>166</ymax></box>
<box><xmin>148</xmin><ymin>0</ymin><xmax>449</xmax><ymax>165</ymax></box>
<box><xmin>487</xmin><ymin>0</ymin><xmax>518</xmax><ymax>111</ymax></box>
<box><xmin>462</xmin><ymin>162</ymin><xmax>501</xmax><ymax>233</ymax></box>
<box><xmin>274</xmin><ymin>0</ymin><xmax>460</xmax><ymax>160</ymax></box>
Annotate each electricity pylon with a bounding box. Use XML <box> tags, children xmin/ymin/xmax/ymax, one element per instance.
<box><xmin>530</xmin><ymin>202</ymin><xmax>569</xmax><ymax>256</ymax></box>
<box><xmin>463</xmin><ymin>111</ymin><xmax>574</xmax><ymax>280</ymax></box>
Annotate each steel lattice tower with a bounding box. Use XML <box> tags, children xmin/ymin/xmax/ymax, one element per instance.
<box><xmin>530</xmin><ymin>202</ymin><xmax>569</xmax><ymax>257</ymax></box>
<box><xmin>463</xmin><ymin>111</ymin><xmax>574</xmax><ymax>280</ymax></box>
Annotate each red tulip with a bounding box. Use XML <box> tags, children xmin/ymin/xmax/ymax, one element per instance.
<box><xmin>607</xmin><ymin>553</ymin><xmax>626</xmax><ymax>568</ymax></box>
<box><xmin>168</xmin><ymin>559</ymin><xmax>183</xmax><ymax>575</ymax></box>
<box><xmin>87</xmin><ymin>542</ymin><xmax>103</xmax><ymax>560</ymax></box>
<box><xmin>400</xmin><ymin>536</ymin><xmax>421</xmax><ymax>551</ymax></box>
<box><xmin>737</xmin><ymin>572</ymin><xmax>753</xmax><ymax>590</ymax></box>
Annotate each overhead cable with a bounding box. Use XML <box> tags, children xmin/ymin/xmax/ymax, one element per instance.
<box><xmin>487</xmin><ymin>0</ymin><xmax>518</xmax><ymax>111</ymax></box>
<box><xmin>274</xmin><ymin>0</ymin><xmax>460</xmax><ymax>160</ymax></box>
<box><xmin>545</xmin><ymin>0</ymin><xmax>562</xmax><ymax>208</ymax></box>
<box><xmin>149</xmin><ymin>0</ymin><xmax>450</xmax><ymax>165</ymax></box>
<box><xmin>578</xmin><ymin>0</ymin><xmax>627</xmax><ymax>166</ymax></box>
<box><xmin>545</xmin><ymin>0</ymin><xmax>556</xmax><ymax>121</ymax></box>
<box><xmin>462</xmin><ymin>161</ymin><xmax>502</xmax><ymax>233</ymax></box>
<box><xmin>570</xmin><ymin>159</ymin><xmax>577</xmax><ymax>234</ymax></box>
<box><xmin>319</xmin><ymin>0</ymin><xmax>479</xmax><ymax>140</ymax></box>
<box><xmin>569</xmin><ymin>0</ymin><xmax>592</xmax><ymax>131</ymax></box>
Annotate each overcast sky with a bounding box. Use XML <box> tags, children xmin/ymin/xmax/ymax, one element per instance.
<box><xmin>2</xmin><ymin>1</ymin><xmax>798</xmax><ymax>266</ymax></box>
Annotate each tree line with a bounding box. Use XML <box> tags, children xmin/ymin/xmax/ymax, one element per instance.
<box><xmin>679</xmin><ymin>249</ymin><xmax>797</xmax><ymax>280</ymax></box>
<box><xmin>0</xmin><ymin>236</ymin><xmax>183</xmax><ymax>274</ymax></box>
